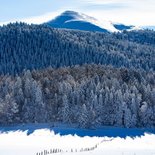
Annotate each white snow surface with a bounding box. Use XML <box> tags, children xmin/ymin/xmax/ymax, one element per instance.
<box><xmin>64</xmin><ymin>11</ymin><xmax>119</xmax><ymax>32</ymax></box>
<box><xmin>49</xmin><ymin>11</ymin><xmax>142</xmax><ymax>33</ymax></box>
<box><xmin>0</xmin><ymin>124</ymin><xmax>155</xmax><ymax>155</ymax></box>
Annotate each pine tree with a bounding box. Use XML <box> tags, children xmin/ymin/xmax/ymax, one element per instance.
<box><xmin>62</xmin><ymin>95</ymin><xmax>70</xmax><ymax>123</ymax></box>
<box><xmin>78</xmin><ymin>104</ymin><xmax>90</xmax><ymax>128</ymax></box>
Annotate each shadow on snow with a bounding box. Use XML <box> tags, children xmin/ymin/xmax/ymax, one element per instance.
<box><xmin>0</xmin><ymin>123</ymin><xmax>155</xmax><ymax>138</ymax></box>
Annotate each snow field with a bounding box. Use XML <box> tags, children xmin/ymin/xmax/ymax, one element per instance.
<box><xmin>0</xmin><ymin>128</ymin><xmax>155</xmax><ymax>155</ymax></box>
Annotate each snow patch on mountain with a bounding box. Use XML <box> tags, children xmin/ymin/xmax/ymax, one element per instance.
<box><xmin>45</xmin><ymin>11</ymin><xmax>142</xmax><ymax>33</ymax></box>
<box><xmin>63</xmin><ymin>11</ymin><xmax>118</xmax><ymax>32</ymax></box>
<box><xmin>141</xmin><ymin>26</ymin><xmax>155</xmax><ymax>30</ymax></box>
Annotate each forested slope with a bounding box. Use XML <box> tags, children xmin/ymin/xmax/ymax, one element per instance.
<box><xmin>0</xmin><ymin>23</ymin><xmax>155</xmax><ymax>75</ymax></box>
<box><xmin>0</xmin><ymin>23</ymin><xmax>155</xmax><ymax>128</ymax></box>
<box><xmin>0</xmin><ymin>64</ymin><xmax>155</xmax><ymax>128</ymax></box>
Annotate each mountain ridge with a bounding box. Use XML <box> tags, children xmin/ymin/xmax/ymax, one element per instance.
<box><xmin>45</xmin><ymin>10</ymin><xmax>140</xmax><ymax>33</ymax></box>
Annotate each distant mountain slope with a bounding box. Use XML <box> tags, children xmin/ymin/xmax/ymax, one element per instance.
<box><xmin>45</xmin><ymin>11</ymin><xmax>109</xmax><ymax>33</ymax></box>
<box><xmin>45</xmin><ymin>11</ymin><xmax>138</xmax><ymax>33</ymax></box>
<box><xmin>142</xmin><ymin>26</ymin><xmax>155</xmax><ymax>31</ymax></box>
<box><xmin>113</xmin><ymin>23</ymin><xmax>134</xmax><ymax>31</ymax></box>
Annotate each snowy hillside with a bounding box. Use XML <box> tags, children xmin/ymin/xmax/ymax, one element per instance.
<box><xmin>141</xmin><ymin>26</ymin><xmax>155</xmax><ymax>30</ymax></box>
<box><xmin>45</xmin><ymin>11</ymin><xmax>139</xmax><ymax>33</ymax></box>
<box><xmin>45</xmin><ymin>11</ymin><xmax>109</xmax><ymax>32</ymax></box>
<box><xmin>0</xmin><ymin>124</ymin><xmax>155</xmax><ymax>155</ymax></box>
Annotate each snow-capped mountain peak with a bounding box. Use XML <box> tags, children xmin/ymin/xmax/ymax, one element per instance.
<box><xmin>45</xmin><ymin>10</ymin><xmax>140</xmax><ymax>33</ymax></box>
<box><xmin>62</xmin><ymin>11</ymin><xmax>119</xmax><ymax>32</ymax></box>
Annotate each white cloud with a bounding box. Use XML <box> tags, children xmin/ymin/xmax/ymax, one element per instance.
<box><xmin>0</xmin><ymin>0</ymin><xmax>155</xmax><ymax>26</ymax></box>
<box><xmin>80</xmin><ymin>0</ymin><xmax>130</xmax><ymax>5</ymax></box>
<box><xmin>22</xmin><ymin>10</ymin><xmax>63</xmax><ymax>24</ymax></box>
<box><xmin>0</xmin><ymin>10</ymin><xmax>63</xmax><ymax>26</ymax></box>
<box><xmin>81</xmin><ymin>0</ymin><xmax>155</xmax><ymax>26</ymax></box>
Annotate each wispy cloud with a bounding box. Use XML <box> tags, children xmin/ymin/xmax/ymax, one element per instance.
<box><xmin>79</xmin><ymin>0</ymin><xmax>155</xmax><ymax>26</ymax></box>
<box><xmin>80</xmin><ymin>0</ymin><xmax>122</xmax><ymax>4</ymax></box>
<box><xmin>81</xmin><ymin>3</ymin><xmax>127</xmax><ymax>11</ymax></box>
<box><xmin>0</xmin><ymin>0</ymin><xmax>155</xmax><ymax>26</ymax></box>
<box><xmin>0</xmin><ymin>10</ymin><xmax>64</xmax><ymax>26</ymax></box>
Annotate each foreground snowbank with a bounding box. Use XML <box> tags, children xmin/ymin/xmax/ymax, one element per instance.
<box><xmin>0</xmin><ymin>125</ymin><xmax>155</xmax><ymax>155</ymax></box>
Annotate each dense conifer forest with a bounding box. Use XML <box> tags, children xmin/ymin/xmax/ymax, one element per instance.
<box><xmin>0</xmin><ymin>23</ymin><xmax>155</xmax><ymax>128</ymax></box>
<box><xmin>0</xmin><ymin>23</ymin><xmax>155</xmax><ymax>75</ymax></box>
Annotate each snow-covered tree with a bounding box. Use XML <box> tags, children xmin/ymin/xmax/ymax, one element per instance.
<box><xmin>78</xmin><ymin>104</ymin><xmax>90</xmax><ymax>128</ymax></box>
<box><xmin>62</xmin><ymin>95</ymin><xmax>70</xmax><ymax>123</ymax></box>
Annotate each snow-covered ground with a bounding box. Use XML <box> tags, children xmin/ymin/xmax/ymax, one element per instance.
<box><xmin>0</xmin><ymin>124</ymin><xmax>155</xmax><ymax>155</ymax></box>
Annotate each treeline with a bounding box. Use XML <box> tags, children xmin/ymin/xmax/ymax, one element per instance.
<box><xmin>0</xmin><ymin>23</ymin><xmax>155</xmax><ymax>75</ymax></box>
<box><xmin>0</xmin><ymin>64</ymin><xmax>155</xmax><ymax>128</ymax></box>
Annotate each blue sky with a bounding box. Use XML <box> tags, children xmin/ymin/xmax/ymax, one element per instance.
<box><xmin>0</xmin><ymin>0</ymin><xmax>155</xmax><ymax>26</ymax></box>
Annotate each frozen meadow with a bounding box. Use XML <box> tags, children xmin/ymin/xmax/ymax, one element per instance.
<box><xmin>0</xmin><ymin>124</ymin><xmax>155</xmax><ymax>155</ymax></box>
